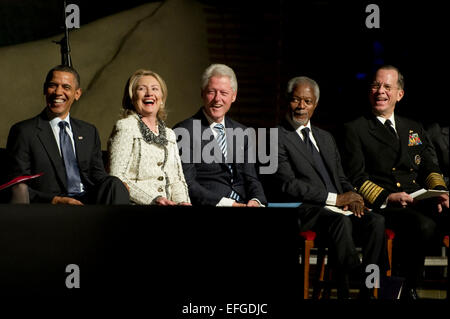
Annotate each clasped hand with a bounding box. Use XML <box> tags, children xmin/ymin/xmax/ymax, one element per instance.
<box><xmin>154</xmin><ymin>197</ymin><xmax>191</xmax><ymax>206</ymax></box>
<box><xmin>232</xmin><ymin>200</ymin><xmax>261</xmax><ymax>207</ymax></box>
<box><xmin>336</xmin><ymin>191</ymin><xmax>366</xmax><ymax>218</ymax></box>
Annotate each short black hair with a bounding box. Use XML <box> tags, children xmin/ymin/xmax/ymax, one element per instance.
<box><xmin>43</xmin><ymin>65</ymin><xmax>81</xmax><ymax>93</ymax></box>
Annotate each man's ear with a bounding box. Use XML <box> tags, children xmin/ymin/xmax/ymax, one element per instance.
<box><xmin>232</xmin><ymin>90</ymin><xmax>237</xmax><ymax>103</ymax></box>
<box><xmin>397</xmin><ymin>89</ymin><xmax>404</xmax><ymax>102</ymax></box>
<box><xmin>75</xmin><ymin>88</ymin><xmax>82</xmax><ymax>101</ymax></box>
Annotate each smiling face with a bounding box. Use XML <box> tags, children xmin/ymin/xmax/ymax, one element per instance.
<box><xmin>133</xmin><ymin>75</ymin><xmax>163</xmax><ymax>119</ymax></box>
<box><xmin>369</xmin><ymin>68</ymin><xmax>404</xmax><ymax>118</ymax></box>
<box><xmin>289</xmin><ymin>83</ymin><xmax>318</xmax><ymax>126</ymax></box>
<box><xmin>45</xmin><ymin>71</ymin><xmax>82</xmax><ymax>119</ymax></box>
<box><xmin>202</xmin><ymin>76</ymin><xmax>237</xmax><ymax>123</ymax></box>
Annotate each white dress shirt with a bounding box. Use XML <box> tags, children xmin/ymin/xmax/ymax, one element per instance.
<box><xmin>376</xmin><ymin>113</ymin><xmax>397</xmax><ymax>134</ymax></box>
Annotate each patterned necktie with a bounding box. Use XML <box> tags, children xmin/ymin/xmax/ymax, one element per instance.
<box><xmin>301</xmin><ymin>127</ymin><xmax>338</xmax><ymax>193</ymax></box>
<box><xmin>384</xmin><ymin>119</ymin><xmax>398</xmax><ymax>139</ymax></box>
<box><xmin>213</xmin><ymin>123</ymin><xmax>240</xmax><ymax>201</ymax></box>
<box><xmin>58</xmin><ymin>121</ymin><xmax>82</xmax><ymax>196</ymax></box>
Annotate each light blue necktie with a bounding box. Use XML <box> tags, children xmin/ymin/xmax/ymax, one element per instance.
<box><xmin>213</xmin><ymin>123</ymin><xmax>240</xmax><ymax>201</ymax></box>
<box><xmin>59</xmin><ymin>121</ymin><xmax>82</xmax><ymax>196</ymax></box>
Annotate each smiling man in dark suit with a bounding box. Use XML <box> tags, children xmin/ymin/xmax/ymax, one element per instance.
<box><xmin>6</xmin><ymin>65</ymin><xmax>129</xmax><ymax>205</ymax></box>
<box><xmin>341</xmin><ymin>65</ymin><xmax>449</xmax><ymax>299</ymax></box>
<box><xmin>271</xmin><ymin>76</ymin><xmax>387</xmax><ymax>299</ymax></box>
<box><xmin>174</xmin><ymin>64</ymin><xmax>266</xmax><ymax>207</ymax></box>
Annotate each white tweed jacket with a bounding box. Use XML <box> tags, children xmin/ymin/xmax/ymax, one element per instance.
<box><xmin>108</xmin><ymin>113</ymin><xmax>190</xmax><ymax>204</ymax></box>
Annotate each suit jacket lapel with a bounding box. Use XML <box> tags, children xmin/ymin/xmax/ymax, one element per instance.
<box><xmin>312</xmin><ymin>126</ymin><xmax>341</xmax><ymax>190</ymax></box>
<box><xmin>36</xmin><ymin>111</ymin><xmax>67</xmax><ymax>189</ymax></box>
<box><xmin>280</xmin><ymin>119</ymin><xmax>315</xmax><ymax>167</ymax></box>
<box><xmin>70</xmin><ymin>118</ymin><xmax>88</xmax><ymax>174</ymax></box>
<box><xmin>224</xmin><ymin>116</ymin><xmax>236</xmax><ymax>166</ymax></box>
<box><xmin>395</xmin><ymin>116</ymin><xmax>413</xmax><ymax>167</ymax></box>
<box><xmin>196</xmin><ymin>109</ymin><xmax>225</xmax><ymax>165</ymax></box>
<box><xmin>368</xmin><ymin>116</ymin><xmax>399</xmax><ymax>151</ymax></box>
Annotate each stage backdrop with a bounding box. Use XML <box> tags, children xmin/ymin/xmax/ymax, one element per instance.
<box><xmin>0</xmin><ymin>0</ymin><xmax>209</xmax><ymax>148</ymax></box>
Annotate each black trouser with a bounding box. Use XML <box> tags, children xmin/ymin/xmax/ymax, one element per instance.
<box><xmin>74</xmin><ymin>176</ymin><xmax>130</xmax><ymax>205</ymax></box>
<box><xmin>298</xmin><ymin>204</ymin><xmax>387</xmax><ymax>292</ymax></box>
<box><xmin>377</xmin><ymin>202</ymin><xmax>449</xmax><ymax>289</ymax></box>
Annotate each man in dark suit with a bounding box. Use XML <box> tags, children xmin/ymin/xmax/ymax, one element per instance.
<box><xmin>270</xmin><ymin>76</ymin><xmax>387</xmax><ymax>299</ymax></box>
<box><xmin>426</xmin><ymin>122</ymin><xmax>449</xmax><ymax>187</ymax></box>
<box><xmin>341</xmin><ymin>65</ymin><xmax>449</xmax><ymax>299</ymax></box>
<box><xmin>6</xmin><ymin>65</ymin><xmax>129</xmax><ymax>205</ymax></box>
<box><xmin>174</xmin><ymin>64</ymin><xmax>266</xmax><ymax>207</ymax></box>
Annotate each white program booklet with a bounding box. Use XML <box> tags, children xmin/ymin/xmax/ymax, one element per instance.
<box><xmin>410</xmin><ymin>188</ymin><xmax>449</xmax><ymax>201</ymax></box>
<box><xmin>325</xmin><ymin>205</ymin><xmax>353</xmax><ymax>216</ymax></box>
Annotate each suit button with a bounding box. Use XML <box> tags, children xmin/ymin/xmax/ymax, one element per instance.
<box><xmin>412</xmin><ymin>180</ymin><xmax>416</xmax><ymax>184</ymax></box>
<box><xmin>392</xmin><ymin>167</ymin><xmax>396</xmax><ymax>171</ymax></box>
<box><xmin>396</xmin><ymin>182</ymin><xmax>401</xmax><ymax>187</ymax></box>
<box><xmin>410</xmin><ymin>168</ymin><xmax>414</xmax><ymax>172</ymax></box>
<box><xmin>158</xmin><ymin>176</ymin><xmax>164</xmax><ymax>181</ymax></box>
<box><xmin>158</xmin><ymin>187</ymin><xmax>163</xmax><ymax>192</ymax></box>
<box><xmin>157</xmin><ymin>162</ymin><xmax>163</xmax><ymax>166</ymax></box>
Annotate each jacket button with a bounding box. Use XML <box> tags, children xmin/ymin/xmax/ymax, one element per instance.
<box><xmin>158</xmin><ymin>176</ymin><xmax>164</xmax><ymax>181</ymax></box>
<box><xmin>392</xmin><ymin>167</ymin><xmax>396</xmax><ymax>171</ymax></box>
<box><xmin>396</xmin><ymin>182</ymin><xmax>401</xmax><ymax>188</ymax></box>
<box><xmin>158</xmin><ymin>187</ymin><xmax>163</xmax><ymax>192</ymax></box>
<box><xmin>412</xmin><ymin>180</ymin><xmax>416</xmax><ymax>184</ymax></box>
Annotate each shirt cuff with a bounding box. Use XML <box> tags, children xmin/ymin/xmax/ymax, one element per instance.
<box><xmin>326</xmin><ymin>192</ymin><xmax>337</xmax><ymax>206</ymax></box>
<box><xmin>250</xmin><ymin>198</ymin><xmax>265</xmax><ymax>207</ymax></box>
<box><xmin>380</xmin><ymin>198</ymin><xmax>388</xmax><ymax>209</ymax></box>
<box><xmin>216</xmin><ymin>197</ymin><xmax>235</xmax><ymax>207</ymax></box>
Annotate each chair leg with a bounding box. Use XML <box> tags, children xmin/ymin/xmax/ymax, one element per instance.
<box><xmin>386</xmin><ymin>237</ymin><xmax>393</xmax><ymax>277</ymax></box>
<box><xmin>312</xmin><ymin>248</ymin><xmax>327</xmax><ymax>299</ymax></box>
<box><xmin>303</xmin><ymin>239</ymin><xmax>314</xmax><ymax>299</ymax></box>
<box><xmin>444</xmin><ymin>236</ymin><xmax>449</xmax><ymax>301</ymax></box>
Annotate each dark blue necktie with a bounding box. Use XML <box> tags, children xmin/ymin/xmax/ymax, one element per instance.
<box><xmin>58</xmin><ymin>121</ymin><xmax>82</xmax><ymax>196</ymax></box>
<box><xmin>214</xmin><ymin>123</ymin><xmax>240</xmax><ymax>201</ymax></box>
<box><xmin>301</xmin><ymin>127</ymin><xmax>338</xmax><ymax>194</ymax></box>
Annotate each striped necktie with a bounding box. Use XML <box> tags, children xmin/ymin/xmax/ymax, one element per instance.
<box><xmin>214</xmin><ymin>123</ymin><xmax>240</xmax><ymax>201</ymax></box>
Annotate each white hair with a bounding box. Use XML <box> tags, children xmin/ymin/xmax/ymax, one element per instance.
<box><xmin>201</xmin><ymin>64</ymin><xmax>238</xmax><ymax>92</ymax></box>
<box><xmin>286</xmin><ymin>76</ymin><xmax>320</xmax><ymax>103</ymax></box>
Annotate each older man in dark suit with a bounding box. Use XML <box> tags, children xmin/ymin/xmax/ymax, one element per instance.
<box><xmin>174</xmin><ymin>64</ymin><xmax>266</xmax><ymax>207</ymax></box>
<box><xmin>270</xmin><ymin>76</ymin><xmax>387</xmax><ymax>299</ymax></box>
<box><xmin>341</xmin><ymin>65</ymin><xmax>449</xmax><ymax>299</ymax></box>
<box><xmin>6</xmin><ymin>65</ymin><xmax>129</xmax><ymax>204</ymax></box>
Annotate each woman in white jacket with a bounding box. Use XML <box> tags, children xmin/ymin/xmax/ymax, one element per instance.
<box><xmin>108</xmin><ymin>69</ymin><xmax>190</xmax><ymax>205</ymax></box>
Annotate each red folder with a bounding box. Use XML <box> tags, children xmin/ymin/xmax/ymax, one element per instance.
<box><xmin>0</xmin><ymin>173</ymin><xmax>43</xmax><ymax>191</ymax></box>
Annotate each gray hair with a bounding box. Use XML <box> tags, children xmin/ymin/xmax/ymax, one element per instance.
<box><xmin>286</xmin><ymin>76</ymin><xmax>320</xmax><ymax>103</ymax></box>
<box><xmin>201</xmin><ymin>64</ymin><xmax>238</xmax><ymax>92</ymax></box>
<box><xmin>375</xmin><ymin>65</ymin><xmax>404</xmax><ymax>90</ymax></box>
